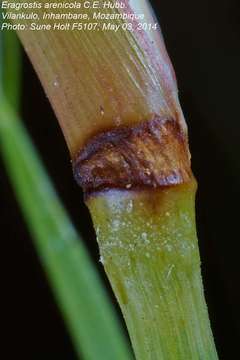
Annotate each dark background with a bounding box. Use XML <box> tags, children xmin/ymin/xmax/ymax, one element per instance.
<box><xmin>1</xmin><ymin>0</ymin><xmax>240</xmax><ymax>358</ymax></box>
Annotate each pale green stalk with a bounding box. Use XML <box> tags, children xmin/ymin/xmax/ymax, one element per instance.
<box><xmin>6</xmin><ymin>0</ymin><xmax>219</xmax><ymax>358</ymax></box>
<box><xmin>88</xmin><ymin>181</ymin><xmax>218</xmax><ymax>359</ymax></box>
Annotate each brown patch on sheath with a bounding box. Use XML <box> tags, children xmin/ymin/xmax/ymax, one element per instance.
<box><xmin>73</xmin><ymin>115</ymin><xmax>192</xmax><ymax>194</ymax></box>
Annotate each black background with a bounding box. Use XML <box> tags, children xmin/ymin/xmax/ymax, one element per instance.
<box><xmin>1</xmin><ymin>0</ymin><xmax>240</xmax><ymax>358</ymax></box>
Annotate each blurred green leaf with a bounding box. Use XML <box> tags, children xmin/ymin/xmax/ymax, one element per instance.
<box><xmin>0</xmin><ymin>30</ymin><xmax>132</xmax><ymax>359</ymax></box>
<box><xmin>2</xmin><ymin>31</ymin><xmax>21</xmax><ymax>110</ymax></box>
<box><xmin>0</xmin><ymin>18</ymin><xmax>21</xmax><ymax>110</ymax></box>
